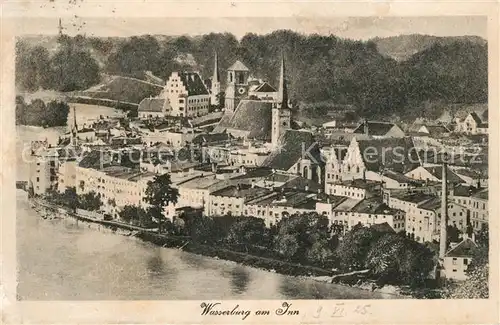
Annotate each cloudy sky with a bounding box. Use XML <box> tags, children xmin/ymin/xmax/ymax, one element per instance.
<box><xmin>10</xmin><ymin>15</ymin><xmax>487</xmax><ymax>40</ymax></box>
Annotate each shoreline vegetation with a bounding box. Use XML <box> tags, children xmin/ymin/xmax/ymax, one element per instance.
<box><xmin>28</xmin><ymin>194</ymin><xmax>416</xmax><ymax>297</ymax></box>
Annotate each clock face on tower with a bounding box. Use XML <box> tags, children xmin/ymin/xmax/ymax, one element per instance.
<box><xmin>237</xmin><ymin>87</ymin><xmax>246</xmax><ymax>95</ymax></box>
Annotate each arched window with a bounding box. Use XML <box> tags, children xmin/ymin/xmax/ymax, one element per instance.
<box><xmin>303</xmin><ymin>166</ymin><xmax>309</xmax><ymax>179</ymax></box>
<box><xmin>238</xmin><ymin>73</ymin><xmax>244</xmax><ymax>84</ymax></box>
<box><xmin>356</xmin><ymin>166</ymin><xmax>360</xmax><ymax>173</ymax></box>
<box><xmin>229</xmin><ymin>72</ymin><xmax>233</xmax><ymax>83</ymax></box>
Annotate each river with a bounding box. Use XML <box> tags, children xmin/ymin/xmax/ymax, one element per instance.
<box><xmin>16</xmin><ymin>104</ymin><xmax>393</xmax><ymax>300</ymax></box>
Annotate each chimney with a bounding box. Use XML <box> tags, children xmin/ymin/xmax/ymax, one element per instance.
<box><xmin>305</xmin><ymin>185</ymin><xmax>309</xmax><ymax>192</ymax></box>
<box><xmin>251</xmin><ymin>179</ymin><xmax>255</xmax><ymax>188</ymax></box>
<box><xmin>439</xmin><ymin>162</ymin><xmax>448</xmax><ymax>260</ymax></box>
<box><xmin>211</xmin><ymin>162</ymin><xmax>217</xmax><ymax>173</ymax></box>
<box><xmin>477</xmin><ymin>179</ymin><xmax>481</xmax><ymax>189</ymax></box>
<box><xmin>364</xmin><ymin>119</ymin><xmax>369</xmax><ymax>136</ymax></box>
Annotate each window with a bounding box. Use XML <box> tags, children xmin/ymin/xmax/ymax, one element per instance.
<box><xmin>36</xmin><ymin>177</ymin><xmax>39</xmax><ymax>182</ymax></box>
<box><xmin>452</xmin><ymin>269</ymin><xmax>457</xmax><ymax>272</ymax></box>
<box><xmin>452</xmin><ymin>258</ymin><xmax>457</xmax><ymax>265</ymax></box>
<box><xmin>463</xmin><ymin>259</ymin><xmax>468</xmax><ymax>265</ymax></box>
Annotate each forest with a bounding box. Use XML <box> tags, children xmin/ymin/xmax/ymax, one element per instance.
<box><xmin>16</xmin><ymin>30</ymin><xmax>487</xmax><ymax>121</ymax></box>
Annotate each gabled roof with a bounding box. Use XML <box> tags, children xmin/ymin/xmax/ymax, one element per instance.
<box><xmin>469</xmin><ymin>112</ymin><xmax>483</xmax><ymax>125</ymax></box>
<box><xmin>253</xmin><ymin>82</ymin><xmax>277</xmax><ymax>93</ymax></box>
<box><xmin>179</xmin><ymin>72</ymin><xmax>210</xmax><ymax>96</ymax></box>
<box><xmin>262</xmin><ymin>129</ymin><xmax>323</xmax><ymax>171</ymax></box>
<box><xmin>423</xmin><ymin>166</ymin><xmax>465</xmax><ymax>184</ymax></box>
<box><xmin>472</xmin><ymin>189</ymin><xmax>488</xmax><ymax>200</ymax></box>
<box><xmin>356</xmin><ymin>137</ymin><xmax>421</xmax><ymax>173</ymax></box>
<box><xmin>445</xmin><ymin>238</ymin><xmax>477</xmax><ymax>258</ymax></box>
<box><xmin>228</xmin><ymin>60</ymin><xmax>250</xmax><ymax>71</ymax></box>
<box><xmin>192</xmin><ymin>132</ymin><xmax>233</xmax><ymax>145</ymax></box>
<box><xmin>353</xmin><ymin>121</ymin><xmax>402</xmax><ymax>136</ymax></box>
<box><xmin>371</xmin><ymin>222</ymin><xmax>396</xmax><ymax>234</ymax></box>
<box><xmin>212</xmin><ymin>100</ymin><xmax>273</xmax><ymax>140</ymax></box>
<box><xmin>422</xmin><ymin>125</ymin><xmax>450</xmax><ymax>136</ymax></box>
<box><xmin>138</xmin><ymin>98</ymin><xmax>168</xmax><ymax>112</ymax></box>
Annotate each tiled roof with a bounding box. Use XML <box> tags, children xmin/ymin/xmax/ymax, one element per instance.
<box><xmin>469</xmin><ymin>112</ymin><xmax>483</xmax><ymax>125</ymax></box>
<box><xmin>472</xmin><ymin>189</ymin><xmax>488</xmax><ymax>200</ymax></box>
<box><xmin>383</xmin><ymin>170</ymin><xmax>421</xmax><ymax>184</ymax></box>
<box><xmin>371</xmin><ymin>222</ymin><xmax>396</xmax><ymax>233</ymax></box>
<box><xmin>423</xmin><ymin>166</ymin><xmax>465</xmax><ymax>184</ymax></box>
<box><xmin>445</xmin><ymin>238</ymin><xmax>477</xmax><ymax>258</ymax></box>
<box><xmin>254</xmin><ymin>82</ymin><xmax>277</xmax><ymax>93</ymax></box>
<box><xmin>78</xmin><ymin>150</ymin><xmax>113</xmax><ymax>169</ymax></box>
<box><xmin>417</xmin><ymin>197</ymin><xmax>442</xmax><ymax>211</ymax></box>
<box><xmin>192</xmin><ymin>132</ymin><xmax>233</xmax><ymax>145</ymax></box>
<box><xmin>423</xmin><ymin>125</ymin><xmax>450</xmax><ymax>136</ymax></box>
<box><xmin>179</xmin><ymin>72</ymin><xmax>210</xmax><ymax>96</ymax></box>
<box><xmin>454</xmin><ymin>168</ymin><xmax>481</xmax><ymax>178</ymax></box>
<box><xmin>138</xmin><ymin>98</ymin><xmax>168</xmax><ymax>112</ymax></box>
<box><xmin>356</xmin><ymin>137</ymin><xmax>421</xmax><ymax>173</ymax></box>
<box><xmin>452</xmin><ymin>184</ymin><xmax>483</xmax><ymax>197</ymax></box>
<box><xmin>213</xmin><ymin>100</ymin><xmax>273</xmax><ymax>141</ymax></box>
<box><xmin>353</xmin><ymin>121</ymin><xmax>400</xmax><ymax>136</ymax></box>
<box><xmin>228</xmin><ymin>60</ymin><xmax>250</xmax><ymax>71</ymax></box>
<box><xmin>262</xmin><ymin>129</ymin><xmax>323</xmax><ymax>171</ymax></box>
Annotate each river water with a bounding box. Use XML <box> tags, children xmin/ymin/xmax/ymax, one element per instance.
<box><xmin>16</xmin><ymin>104</ymin><xmax>393</xmax><ymax>300</ymax></box>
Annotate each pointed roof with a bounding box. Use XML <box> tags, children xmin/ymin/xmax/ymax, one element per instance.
<box><xmin>277</xmin><ymin>52</ymin><xmax>289</xmax><ymax>110</ymax></box>
<box><xmin>228</xmin><ymin>60</ymin><xmax>249</xmax><ymax>72</ymax></box>
<box><xmin>254</xmin><ymin>82</ymin><xmax>277</xmax><ymax>93</ymax></box>
<box><xmin>445</xmin><ymin>238</ymin><xmax>477</xmax><ymax>258</ymax></box>
<box><xmin>213</xmin><ymin>51</ymin><xmax>220</xmax><ymax>83</ymax></box>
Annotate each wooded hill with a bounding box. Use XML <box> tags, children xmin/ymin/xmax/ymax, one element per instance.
<box><xmin>16</xmin><ymin>31</ymin><xmax>487</xmax><ymax>121</ymax></box>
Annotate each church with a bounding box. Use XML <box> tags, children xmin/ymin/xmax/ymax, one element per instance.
<box><xmin>210</xmin><ymin>53</ymin><xmax>324</xmax><ymax>182</ymax></box>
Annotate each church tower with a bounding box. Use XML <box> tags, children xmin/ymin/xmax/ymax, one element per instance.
<box><xmin>224</xmin><ymin>60</ymin><xmax>250</xmax><ymax>111</ymax></box>
<box><xmin>70</xmin><ymin>105</ymin><xmax>78</xmax><ymax>146</ymax></box>
<box><xmin>58</xmin><ymin>18</ymin><xmax>64</xmax><ymax>36</ymax></box>
<box><xmin>272</xmin><ymin>53</ymin><xmax>291</xmax><ymax>146</ymax></box>
<box><xmin>210</xmin><ymin>51</ymin><xmax>221</xmax><ymax>107</ymax></box>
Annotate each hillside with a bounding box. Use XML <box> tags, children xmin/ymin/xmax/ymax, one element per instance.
<box><xmin>16</xmin><ymin>32</ymin><xmax>487</xmax><ymax>121</ymax></box>
<box><xmin>75</xmin><ymin>75</ymin><xmax>164</xmax><ymax>104</ymax></box>
<box><xmin>372</xmin><ymin>34</ymin><xmax>487</xmax><ymax>61</ymax></box>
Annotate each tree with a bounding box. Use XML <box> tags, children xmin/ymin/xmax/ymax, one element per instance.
<box><xmin>50</xmin><ymin>47</ymin><xmax>100</xmax><ymax>91</ymax></box>
<box><xmin>106</xmin><ymin>35</ymin><xmax>160</xmax><ymax>77</ymax></box>
<box><xmin>45</xmin><ymin>101</ymin><xmax>70</xmax><ymax>127</ymax></box>
<box><xmin>62</xmin><ymin>187</ymin><xmax>78</xmax><ymax>212</ymax></box>
<box><xmin>225</xmin><ymin>217</ymin><xmax>267</xmax><ymax>250</ymax></box>
<box><xmin>365</xmin><ymin>233</ymin><xmax>434</xmax><ymax>286</ymax></box>
<box><xmin>78</xmin><ymin>191</ymin><xmax>103</xmax><ymax>211</ymax></box>
<box><xmin>145</xmin><ymin>173</ymin><xmax>179</xmax><ymax>233</ymax></box>
<box><xmin>335</xmin><ymin>226</ymin><xmax>383</xmax><ymax>271</ymax></box>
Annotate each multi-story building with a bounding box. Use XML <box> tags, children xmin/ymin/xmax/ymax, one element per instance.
<box><xmin>29</xmin><ymin>149</ymin><xmax>60</xmax><ymax>196</ymax></box>
<box><xmin>451</xmin><ymin>186</ymin><xmax>488</xmax><ymax>231</ymax></box>
<box><xmin>164</xmin><ymin>72</ymin><xmax>211</xmax><ymax>117</ymax></box>
<box><xmin>245</xmin><ymin>191</ymin><xmax>317</xmax><ymax>227</ymax></box>
<box><xmin>325</xmin><ymin>179</ymin><xmax>380</xmax><ymax>199</ymax></box>
<box><xmin>443</xmin><ymin>237</ymin><xmax>477</xmax><ymax>281</ymax></box>
<box><xmin>208</xmin><ymin>184</ymin><xmax>271</xmax><ymax>217</ymax></box>
<box><xmin>454</xmin><ymin>112</ymin><xmax>488</xmax><ymax>135</ymax></box>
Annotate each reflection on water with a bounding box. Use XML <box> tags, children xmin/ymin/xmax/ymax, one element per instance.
<box><xmin>17</xmin><ymin>191</ymin><xmax>395</xmax><ymax>300</ymax></box>
<box><xmin>228</xmin><ymin>267</ymin><xmax>251</xmax><ymax>295</ymax></box>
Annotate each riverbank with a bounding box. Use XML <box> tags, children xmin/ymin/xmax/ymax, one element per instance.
<box><xmin>29</xmin><ymin>196</ymin><xmax>406</xmax><ymax>297</ymax></box>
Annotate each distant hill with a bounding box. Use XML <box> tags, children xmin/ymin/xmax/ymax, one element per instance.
<box><xmin>372</xmin><ymin>34</ymin><xmax>487</xmax><ymax>61</ymax></box>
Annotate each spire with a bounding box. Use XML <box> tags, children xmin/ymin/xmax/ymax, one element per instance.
<box><xmin>58</xmin><ymin>18</ymin><xmax>63</xmax><ymax>36</ymax></box>
<box><xmin>213</xmin><ymin>51</ymin><xmax>220</xmax><ymax>83</ymax></box>
<box><xmin>277</xmin><ymin>51</ymin><xmax>289</xmax><ymax>110</ymax></box>
<box><xmin>73</xmin><ymin>105</ymin><xmax>78</xmax><ymax>131</ymax></box>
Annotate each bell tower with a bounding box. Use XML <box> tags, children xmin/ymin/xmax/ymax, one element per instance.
<box><xmin>224</xmin><ymin>60</ymin><xmax>250</xmax><ymax>111</ymax></box>
<box><xmin>272</xmin><ymin>53</ymin><xmax>291</xmax><ymax>146</ymax></box>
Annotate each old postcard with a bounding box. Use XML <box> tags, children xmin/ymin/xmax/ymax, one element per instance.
<box><xmin>1</xmin><ymin>1</ymin><xmax>499</xmax><ymax>324</ymax></box>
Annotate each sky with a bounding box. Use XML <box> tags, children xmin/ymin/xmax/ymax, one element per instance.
<box><xmin>11</xmin><ymin>16</ymin><xmax>487</xmax><ymax>41</ymax></box>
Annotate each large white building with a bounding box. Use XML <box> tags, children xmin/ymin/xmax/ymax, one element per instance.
<box><xmin>164</xmin><ymin>72</ymin><xmax>211</xmax><ymax>117</ymax></box>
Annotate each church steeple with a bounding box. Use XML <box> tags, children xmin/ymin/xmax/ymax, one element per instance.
<box><xmin>211</xmin><ymin>51</ymin><xmax>221</xmax><ymax>107</ymax></box>
<box><xmin>213</xmin><ymin>51</ymin><xmax>220</xmax><ymax>83</ymax></box>
<box><xmin>70</xmin><ymin>106</ymin><xmax>78</xmax><ymax>146</ymax></box>
<box><xmin>58</xmin><ymin>18</ymin><xmax>63</xmax><ymax>36</ymax></box>
<box><xmin>271</xmin><ymin>52</ymin><xmax>291</xmax><ymax>146</ymax></box>
<box><xmin>277</xmin><ymin>51</ymin><xmax>289</xmax><ymax>110</ymax></box>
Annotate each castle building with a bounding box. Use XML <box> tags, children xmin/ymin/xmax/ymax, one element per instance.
<box><xmin>271</xmin><ymin>53</ymin><xmax>291</xmax><ymax>147</ymax></box>
<box><xmin>164</xmin><ymin>72</ymin><xmax>210</xmax><ymax>117</ymax></box>
<box><xmin>210</xmin><ymin>51</ymin><xmax>221</xmax><ymax>107</ymax></box>
<box><xmin>224</xmin><ymin>60</ymin><xmax>250</xmax><ymax>111</ymax></box>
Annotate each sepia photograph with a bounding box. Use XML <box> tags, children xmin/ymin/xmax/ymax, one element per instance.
<box><xmin>1</xmin><ymin>3</ymin><xmax>498</xmax><ymax>323</ymax></box>
<box><xmin>12</xmin><ymin>13</ymin><xmax>491</xmax><ymax>301</ymax></box>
